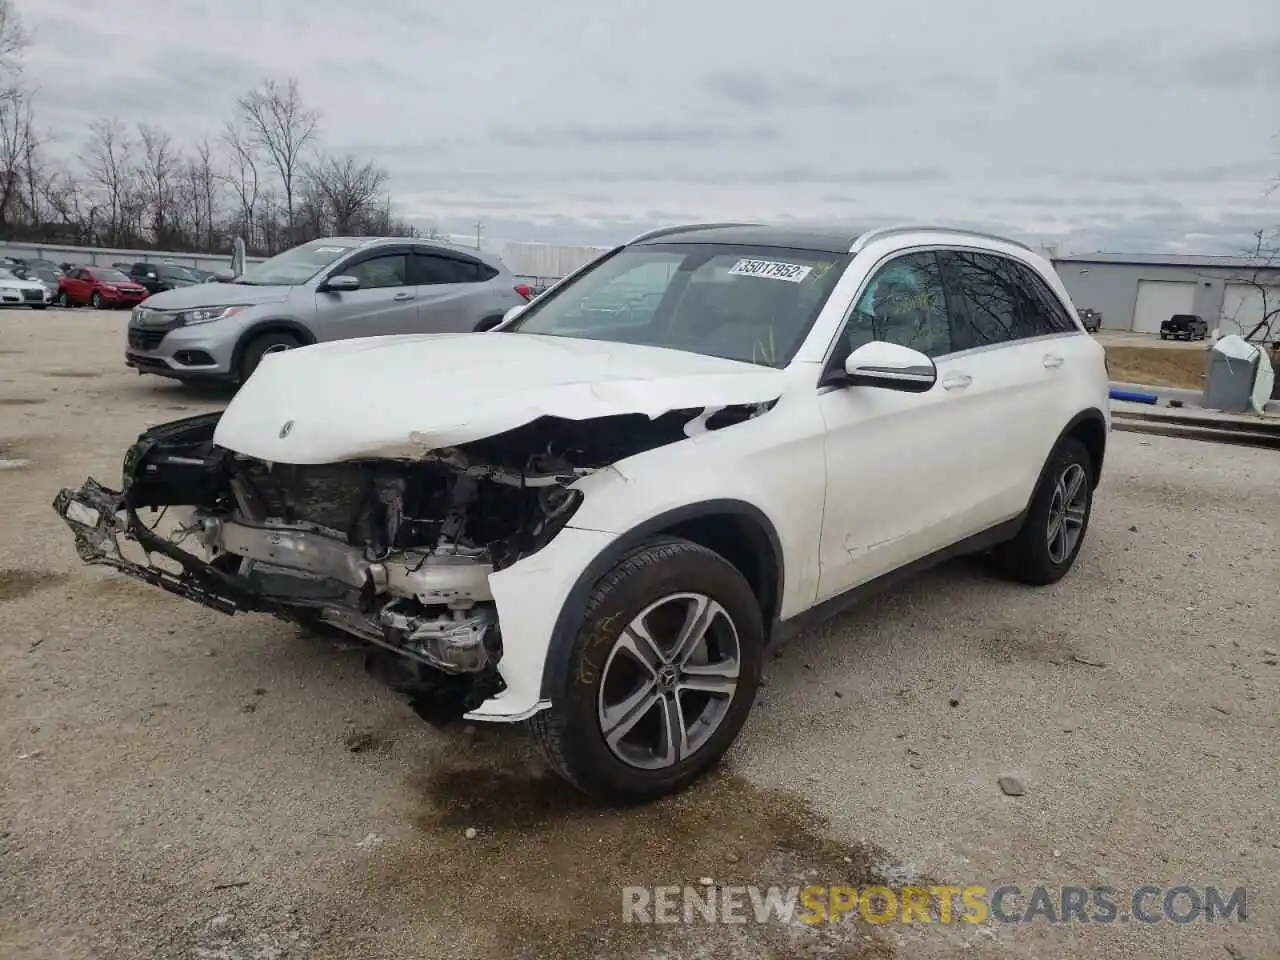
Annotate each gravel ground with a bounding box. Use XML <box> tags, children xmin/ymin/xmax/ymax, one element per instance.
<box><xmin>1</xmin><ymin>309</ymin><xmax>1276</xmax><ymax>960</ymax></box>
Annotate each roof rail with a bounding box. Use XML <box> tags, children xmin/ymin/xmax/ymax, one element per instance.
<box><xmin>850</xmin><ymin>225</ymin><xmax>1033</xmax><ymax>254</ymax></box>
<box><xmin>626</xmin><ymin>222</ymin><xmax>766</xmax><ymax>245</ymax></box>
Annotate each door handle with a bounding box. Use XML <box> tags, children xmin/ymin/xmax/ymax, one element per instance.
<box><xmin>393</xmin><ymin>292</ymin><xmax>415</xmax><ymax>301</ymax></box>
<box><xmin>941</xmin><ymin>372</ymin><xmax>972</xmax><ymax>390</ymax></box>
<box><xmin>1043</xmin><ymin>354</ymin><xmax>1064</xmax><ymax>369</ymax></box>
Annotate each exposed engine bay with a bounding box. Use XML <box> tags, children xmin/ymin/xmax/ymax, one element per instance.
<box><xmin>53</xmin><ymin>402</ymin><xmax>771</xmax><ymax>722</ymax></box>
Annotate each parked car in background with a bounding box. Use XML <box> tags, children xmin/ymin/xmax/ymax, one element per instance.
<box><xmin>1077</xmin><ymin>308</ymin><xmax>1102</xmax><ymax>332</ymax></box>
<box><xmin>1160</xmin><ymin>313</ymin><xmax>1207</xmax><ymax>341</ymax></box>
<box><xmin>13</xmin><ymin>263</ymin><xmax>63</xmax><ymax>301</ymax></box>
<box><xmin>58</xmin><ymin>222</ymin><xmax>1110</xmax><ymax>801</ymax></box>
<box><xmin>125</xmin><ymin>261</ymin><xmax>203</xmax><ymax>296</ymax></box>
<box><xmin>125</xmin><ymin>236</ymin><xmax>533</xmax><ymax>383</ymax></box>
<box><xmin>56</xmin><ymin>266</ymin><xmax>149</xmax><ymax>309</ymax></box>
<box><xmin>0</xmin><ymin>266</ymin><xmax>51</xmax><ymax>308</ymax></box>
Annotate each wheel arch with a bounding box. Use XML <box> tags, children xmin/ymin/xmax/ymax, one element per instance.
<box><xmin>1056</xmin><ymin>407</ymin><xmax>1107</xmax><ymax>487</ymax></box>
<box><xmin>538</xmin><ymin>499</ymin><xmax>785</xmax><ymax>701</ymax></box>
<box><xmin>230</xmin><ymin>319</ymin><xmax>317</xmax><ymax>379</ymax></box>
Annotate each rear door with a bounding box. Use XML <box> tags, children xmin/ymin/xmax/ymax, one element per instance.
<box><xmin>65</xmin><ymin>269</ymin><xmax>92</xmax><ymax>302</ymax></box>
<box><xmin>409</xmin><ymin>250</ymin><xmax>517</xmax><ymax>332</ymax></box>
<box><xmin>937</xmin><ymin>250</ymin><xmax>1085</xmax><ymax>523</ymax></box>
<box><xmin>314</xmin><ymin>247</ymin><xmax>419</xmax><ymax>340</ymax></box>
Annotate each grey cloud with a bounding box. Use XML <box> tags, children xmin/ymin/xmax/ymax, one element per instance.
<box><xmin>701</xmin><ymin>69</ymin><xmax>896</xmax><ymax>109</ymax></box>
<box><xmin>490</xmin><ymin>122</ymin><xmax>779</xmax><ymax>148</ymax></box>
<box><xmin>1087</xmin><ymin>164</ymin><xmax>1275</xmax><ymax>186</ymax></box>
<box><xmin>1181</xmin><ymin>37</ymin><xmax>1280</xmax><ymax>88</ymax></box>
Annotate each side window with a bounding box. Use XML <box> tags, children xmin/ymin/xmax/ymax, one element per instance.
<box><xmin>412</xmin><ymin>253</ymin><xmax>486</xmax><ymax>285</ymax></box>
<box><xmin>1007</xmin><ymin>261</ymin><xmax>1079</xmax><ymax>335</ymax></box>
<box><xmin>345</xmin><ymin>253</ymin><xmax>408</xmax><ymax>289</ymax></box>
<box><xmin>938</xmin><ymin>251</ymin><xmax>1026</xmax><ymax>349</ymax></box>
<box><xmin>843</xmin><ymin>251</ymin><xmax>950</xmax><ymax>358</ymax></box>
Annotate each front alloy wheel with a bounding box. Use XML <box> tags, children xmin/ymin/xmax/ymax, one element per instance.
<box><xmin>597</xmin><ymin>593</ymin><xmax>740</xmax><ymax>771</ymax></box>
<box><xmin>530</xmin><ymin>536</ymin><xmax>764</xmax><ymax>802</ymax></box>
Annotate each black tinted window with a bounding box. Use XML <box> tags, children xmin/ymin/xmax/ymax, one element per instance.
<box><xmin>1007</xmin><ymin>260</ymin><xmax>1078</xmax><ymax>335</ymax></box>
<box><xmin>412</xmin><ymin>253</ymin><xmax>490</xmax><ymax>285</ymax></box>
<box><xmin>843</xmin><ymin>251</ymin><xmax>951</xmax><ymax>358</ymax></box>
<box><xmin>940</xmin><ymin>251</ymin><xmax>1039</xmax><ymax>349</ymax></box>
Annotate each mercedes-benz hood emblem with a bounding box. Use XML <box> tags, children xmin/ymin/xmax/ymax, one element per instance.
<box><xmin>278</xmin><ymin>420</ymin><xmax>294</xmax><ymax>439</ymax></box>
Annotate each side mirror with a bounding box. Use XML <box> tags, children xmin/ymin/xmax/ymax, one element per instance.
<box><xmin>842</xmin><ymin>341</ymin><xmax>937</xmax><ymax>393</ymax></box>
<box><xmin>323</xmin><ymin>275</ymin><xmax>360</xmax><ymax>293</ymax></box>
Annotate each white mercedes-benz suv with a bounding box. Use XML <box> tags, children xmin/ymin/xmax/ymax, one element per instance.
<box><xmin>54</xmin><ymin>223</ymin><xmax>1110</xmax><ymax>802</ymax></box>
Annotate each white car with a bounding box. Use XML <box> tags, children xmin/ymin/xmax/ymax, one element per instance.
<box><xmin>54</xmin><ymin>223</ymin><xmax>1109</xmax><ymax>801</ymax></box>
<box><xmin>0</xmin><ymin>266</ymin><xmax>52</xmax><ymax>308</ymax></box>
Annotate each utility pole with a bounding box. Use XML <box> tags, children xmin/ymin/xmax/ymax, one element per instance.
<box><xmin>473</xmin><ymin>219</ymin><xmax>484</xmax><ymax>250</ymax></box>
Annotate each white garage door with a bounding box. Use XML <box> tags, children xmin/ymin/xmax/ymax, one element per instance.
<box><xmin>1221</xmin><ymin>283</ymin><xmax>1280</xmax><ymax>338</ymax></box>
<box><xmin>1132</xmin><ymin>280</ymin><xmax>1197</xmax><ymax>334</ymax></box>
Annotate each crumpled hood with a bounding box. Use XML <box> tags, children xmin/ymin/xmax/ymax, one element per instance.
<box><xmin>213</xmin><ymin>333</ymin><xmax>787</xmax><ymax>463</ymax></box>
<box><xmin>139</xmin><ymin>281</ymin><xmax>292</xmax><ymax>311</ymax></box>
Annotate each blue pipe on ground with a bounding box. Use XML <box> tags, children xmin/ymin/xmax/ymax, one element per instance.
<box><xmin>1109</xmin><ymin>388</ymin><xmax>1159</xmax><ymax>404</ymax></box>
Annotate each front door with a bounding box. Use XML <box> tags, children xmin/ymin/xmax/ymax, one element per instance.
<box><xmin>815</xmin><ymin>250</ymin><xmax>989</xmax><ymax>600</ymax></box>
<box><xmin>315</xmin><ymin>249</ymin><xmax>420</xmax><ymax>341</ymax></box>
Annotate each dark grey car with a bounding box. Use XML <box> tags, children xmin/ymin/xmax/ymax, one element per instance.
<box><xmin>125</xmin><ymin>237</ymin><xmax>533</xmax><ymax>383</ymax></box>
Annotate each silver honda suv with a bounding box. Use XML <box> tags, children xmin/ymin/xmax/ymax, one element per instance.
<box><xmin>126</xmin><ymin>237</ymin><xmax>533</xmax><ymax>383</ymax></box>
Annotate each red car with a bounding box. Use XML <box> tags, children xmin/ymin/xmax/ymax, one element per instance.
<box><xmin>56</xmin><ymin>266</ymin><xmax>149</xmax><ymax>309</ymax></box>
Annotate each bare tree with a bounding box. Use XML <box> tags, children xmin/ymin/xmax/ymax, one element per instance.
<box><xmin>137</xmin><ymin>122</ymin><xmax>176</xmax><ymax>245</ymax></box>
<box><xmin>0</xmin><ymin>0</ymin><xmax>29</xmax><ymax>78</ymax></box>
<box><xmin>219</xmin><ymin>119</ymin><xmax>260</xmax><ymax>246</ymax></box>
<box><xmin>304</xmin><ymin>153</ymin><xmax>388</xmax><ymax>235</ymax></box>
<box><xmin>235</xmin><ymin>79</ymin><xmax>319</xmax><ymax>240</ymax></box>
<box><xmin>80</xmin><ymin>118</ymin><xmax>137</xmax><ymax>244</ymax></box>
<box><xmin>0</xmin><ymin>84</ymin><xmax>35</xmax><ymax>229</ymax></box>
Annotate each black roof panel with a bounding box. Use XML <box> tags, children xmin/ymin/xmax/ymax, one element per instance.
<box><xmin>635</xmin><ymin>223</ymin><xmax>861</xmax><ymax>254</ymax></box>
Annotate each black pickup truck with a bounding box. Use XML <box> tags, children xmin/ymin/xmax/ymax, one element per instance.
<box><xmin>1159</xmin><ymin>314</ymin><xmax>1208</xmax><ymax>341</ymax></box>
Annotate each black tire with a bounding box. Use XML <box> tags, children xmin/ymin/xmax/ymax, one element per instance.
<box><xmin>529</xmin><ymin>536</ymin><xmax>764</xmax><ymax>802</ymax></box>
<box><xmin>1159</xmin><ymin>333</ymin><xmax>1167</xmax><ymax>340</ymax></box>
<box><xmin>56</xmin><ymin>290</ymin><xmax>69</xmax><ymax>307</ymax></box>
<box><xmin>991</xmin><ymin>437</ymin><xmax>1094</xmax><ymax>586</ymax></box>
<box><xmin>91</xmin><ymin>292</ymin><xmax>103</xmax><ymax>309</ymax></box>
<box><xmin>237</xmin><ymin>331</ymin><xmax>301</xmax><ymax>383</ymax></box>
<box><xmin>473</xmin><ymin>314</ymin><xmax>505</xmax><ymax>333</ymax></box>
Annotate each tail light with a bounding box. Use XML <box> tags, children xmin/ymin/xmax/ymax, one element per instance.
<box><xmin>514</xmin><ymin>283</ymin><xmax>533</xmax><ymax>301</ymax></box>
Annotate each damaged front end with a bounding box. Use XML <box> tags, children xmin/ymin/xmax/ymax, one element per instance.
<box><xmin>53</xmin><ymin>405</ymin><xmax>765</xmax><ymax>722</ymax></box>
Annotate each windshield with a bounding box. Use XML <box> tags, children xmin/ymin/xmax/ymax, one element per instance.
<box><xmin>88</xmin><ymin>268</ymin><xmax>130</xmax><ymax>283</ymax></box>
<box><xmin>506</xmin><ymin>243</ymin><xmax>848</xmax><ymax>367</ymax></box>
<box><xmin>234</xmin><ymin>239</ymin><xmax>360</xmax><ymax>286</ymax></box>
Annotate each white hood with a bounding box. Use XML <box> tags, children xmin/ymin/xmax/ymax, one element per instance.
<box><xmin>213</xmin><ymin>333</ymin><xmax>787</xmax><ymax>463</ymax></box>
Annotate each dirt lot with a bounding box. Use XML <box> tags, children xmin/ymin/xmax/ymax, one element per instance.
<box><xmin>2</xmin><ymin>309</ymin><xmax>1277</xmax><ymax>960</ymax></box>
<box><xmin>1091</xmin><ymin>332</ymin><xmax>1209</xmax><ymax>390</ymax></box>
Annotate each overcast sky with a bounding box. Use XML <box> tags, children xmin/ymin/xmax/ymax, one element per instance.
<box><xmin>18</xmin><ymin>0</ymin><xmax>1280</xmax><ymax>254</ymax></box>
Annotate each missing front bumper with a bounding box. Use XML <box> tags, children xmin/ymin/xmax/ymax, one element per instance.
<box><xmin>52</xmin><ymin>477</ymin><xmax>272</xmax><ymax>616</ymax></box>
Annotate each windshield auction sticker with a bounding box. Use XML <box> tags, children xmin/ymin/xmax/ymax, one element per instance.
<box><xmin>728</xmin><ymin>258</ymin><xmax>814</xmax><ymax>283</ymax></box>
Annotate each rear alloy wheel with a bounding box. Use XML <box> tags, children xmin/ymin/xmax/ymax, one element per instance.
<box><xmin>530</xmin><ymin>537</ymin><xmax>764</xmax><ymax>802</ymax></box>
<box><xmin>56</xmin><ymin>290</ymin><xmax>69</xmax><ymax>307</ymax></box>
<box><xmin>91</xmin><ymin>292</ymin><xmax>103</xmax><ymax>309</ymax></box>
<box><xmin>992</xmin><ymin>437</ymin><xmax>1094</xmax><ymax>586</ymax></box>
